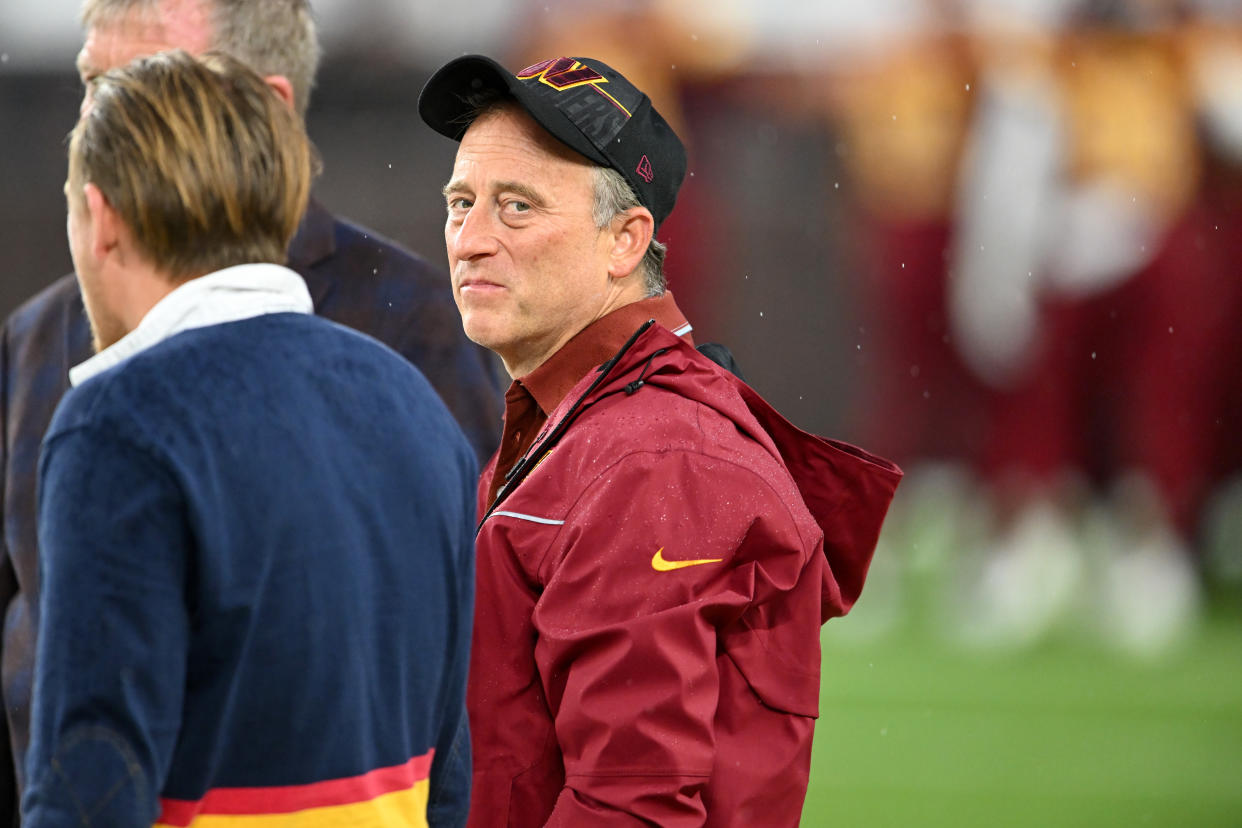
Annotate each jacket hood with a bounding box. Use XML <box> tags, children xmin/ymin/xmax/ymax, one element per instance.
<box><xmin>524</xmin><ymin>321</ymin><xmax>902</xmax><ymax>624</ymax></box>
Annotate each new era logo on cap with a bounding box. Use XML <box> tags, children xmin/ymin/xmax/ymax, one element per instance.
<box><xmin>417</xmin><ymin>54</ymin><xmax>687</xmax><ymax>229</ymax></box>
<box><xmin>636</xmin><ymin>155</ymin><xmax>654</xmax><ymax>183</ymax></box>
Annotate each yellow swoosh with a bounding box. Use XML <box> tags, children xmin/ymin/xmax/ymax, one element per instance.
<box><xmin>651</xmin><ymin>547</ymin><xmax>723</xmax><ymax>572</ymax></box>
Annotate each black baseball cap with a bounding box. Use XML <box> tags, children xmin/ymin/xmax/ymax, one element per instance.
<box><xmin>418</xmin><ymin>55</ymin><xmax>686</xmax><ymax>230</ymax></box>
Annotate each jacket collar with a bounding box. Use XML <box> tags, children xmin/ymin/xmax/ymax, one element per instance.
<box><xmin>517</xmin><ymin>291</ymin><xmax>692</xmax><ymax>417</ymax></box>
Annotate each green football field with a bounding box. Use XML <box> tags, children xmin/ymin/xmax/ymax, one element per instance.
<box><xmin>801</xmin><ymin>603</ymin><xmax>1242</xmax><ymax>827</ymax></box>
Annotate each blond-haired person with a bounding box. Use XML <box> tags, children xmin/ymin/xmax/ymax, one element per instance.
<box><xmin>23</xmin><ymin>50</ymin><xmax>475</xmax><ymax>827</ymax></box>
<box><xmin>0</xmin><ymin>0</ymin><xmax>503</xmax><ymax>814</ymax></box>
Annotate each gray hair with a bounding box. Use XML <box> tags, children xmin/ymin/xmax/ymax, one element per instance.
<box><xmin>590</xmin><ymin>166</ymin><xmax>667</xmax><ymax>297</ymax></box>
<box><xmin>81</xmin><ymin>0</ymin><xmax>321</xmax><ymax>118</ymax></box>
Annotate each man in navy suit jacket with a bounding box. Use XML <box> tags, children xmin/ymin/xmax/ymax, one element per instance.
<box><xmin>0</xmin><ymin>0</ymin><xmax>503</xmax><ymax>818</ymax></box>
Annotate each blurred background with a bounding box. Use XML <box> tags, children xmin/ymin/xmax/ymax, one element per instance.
<box><xmin>2</xmin><ymin>0</ymin><xmax>1241</xmax><ymax>824</ymax></box>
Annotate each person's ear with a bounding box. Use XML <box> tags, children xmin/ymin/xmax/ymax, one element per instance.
<box><xmin>607</xmin><ymin>207</ymin><xmax>654</xmax><ymax>280</ymax></box>
<box><xmin>83</xmin><ymin>182</ymin><xmax>122</xmax><ymax>260</ymax></box>
<box><xmin>263</xmin><ymin>74</ymin><xmax>296</xmax><ymax>110</ymax></box>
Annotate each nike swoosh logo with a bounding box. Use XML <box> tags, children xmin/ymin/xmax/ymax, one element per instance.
<box><xmin>651</xmin><ymin>547</ymin><xmax>723</xmax><ymax>572</ymax></box>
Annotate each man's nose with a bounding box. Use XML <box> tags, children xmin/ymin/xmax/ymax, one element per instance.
<box><xmin>448</xmin><ymin>205</ymin><xmax>500</xmax><ymax>262</ymax></box>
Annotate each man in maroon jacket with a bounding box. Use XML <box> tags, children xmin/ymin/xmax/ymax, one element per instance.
<box><xmin>419</xmin><ymin>55</ymin><xmax>902</xmax><ymax>827</ymax></box>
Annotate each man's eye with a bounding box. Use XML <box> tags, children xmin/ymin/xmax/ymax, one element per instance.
<box><xmin>447</xmin><ymin>197</ymin><xmax>472</xmax><ymax>211</ymax></box>
<box><xmin>507</xmin><ymin>200</ymin><xmax>531</xmax><ymax>213</ymax></box>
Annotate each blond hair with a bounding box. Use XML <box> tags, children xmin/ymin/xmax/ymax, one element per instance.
<box><xmin>68</xmin><ymin>49</ymin><xmax>312</xmax><ymax>279</ymax></box>
<box><xmin>80</xmin><ymin>0</ymin><xmax>321</xmax><ymax>118</ymax></box>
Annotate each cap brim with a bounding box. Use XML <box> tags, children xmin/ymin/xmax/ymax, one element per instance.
<box><xmin>417</xmin><ymin>54</ymin><xmax>611</xmax><ymax>168</ymax></box>
<box><xmin>417</xmin><ymin>55</ymin><xmax>511</xmax><ymax>141</ymax></box>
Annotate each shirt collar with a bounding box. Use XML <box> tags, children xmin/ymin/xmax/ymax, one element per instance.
<box><xmin>69</xmin><ymin>262</ymin><xmax>313</xmax><ymax>387</ymax></box>
<box><xmin>517</xmin><ymin>291</ymin><xmax>693</xmax><ymax>416</ymax></box>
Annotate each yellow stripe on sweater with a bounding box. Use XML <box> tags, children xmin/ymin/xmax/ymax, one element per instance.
<box><xmin>154</xmin><ymin>779</ymin><xmax>428</xmax><ymax>828</ymax></box>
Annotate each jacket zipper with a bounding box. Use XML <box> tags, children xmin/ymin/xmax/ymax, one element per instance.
<box><xmin>477</xmin><ymin>319</ymin><xmax>657</xmax><ymax>534</ymax></box>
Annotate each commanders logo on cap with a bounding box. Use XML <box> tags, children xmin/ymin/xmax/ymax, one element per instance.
<box><xmin>518</xmin><ymin>58</ymin><xmax>621</xmax><ymax>104</ymax></box>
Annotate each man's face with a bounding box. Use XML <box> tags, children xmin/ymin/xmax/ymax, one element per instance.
<box><xmin>443</xmin><ymin>103</ymin><xmax>618</xmax><ymax>377</ymax></box>
<box><xmin>76</xmin><ymin>0</ymin><xmax>212</xmax><ymax>110</ymax></box>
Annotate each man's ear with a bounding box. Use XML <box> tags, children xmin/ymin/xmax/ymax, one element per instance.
<box><xmin>263</xmin><ymin>74</ymin><xmax>296</xmax><ymax>110</ymax></box>
<box><xmin>607</xmin><ymin>207</ymin><xmax>655</xmax><ymax>281</ymax></box>
<box><xmin>83</xmin><ymin>182</ymin><xmax>122</xmax><ymax>261</ymax></box>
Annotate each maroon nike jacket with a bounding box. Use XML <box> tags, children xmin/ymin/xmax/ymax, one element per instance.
<box><xmin>468</xmin><ymin>319</ymin><xmax>901</xmax><ymax>827</ymax></box>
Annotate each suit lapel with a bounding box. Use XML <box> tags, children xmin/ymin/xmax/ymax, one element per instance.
<box><xmin>287</xmin><ymin>198</ymin><xmax>337</xmax><ymax>310</ymax></box>
<box><xmin>62</xmin><ymin>284</ymin><xmax>93</xmax><ymax>395</ymax></box>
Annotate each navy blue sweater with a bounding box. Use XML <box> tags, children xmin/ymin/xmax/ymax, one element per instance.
<box><xmin>24</xmin><ymin>313</ymin><xmax>476</xmax><ymax>827</ymax></box>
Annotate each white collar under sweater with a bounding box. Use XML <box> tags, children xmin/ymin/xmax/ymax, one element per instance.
<box><xmin>69</xmin><ymin>262</ymin><xmax>313</xmax><ymax>387</ymax></box>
